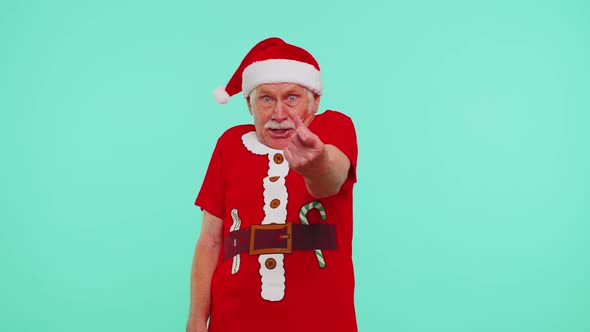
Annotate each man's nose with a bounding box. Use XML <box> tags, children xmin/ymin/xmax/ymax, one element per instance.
<box><xmin>271</xmin><ymin>102</ymin><xmax>288</xmax><ymax>121</ymax></box>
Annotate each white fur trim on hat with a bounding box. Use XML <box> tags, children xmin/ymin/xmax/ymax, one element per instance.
<box><xmin>241</xmin><ymin>59</ymin><xmax>322</xmax><ymax>98</ymax></box>
<box><xmin>213</xmin><ymin>86</ymin><xmax>231</xmax><ymax>104</ymax></box>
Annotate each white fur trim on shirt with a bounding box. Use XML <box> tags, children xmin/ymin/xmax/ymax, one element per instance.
<box><xmin>241</xmin><ymin>131</ymin><xmax>290</xmax><ymax>301</ymax></box>
<box><xmin>241</xmin><ymin>131</ymin><xmax>282</xmax><ymax>155</ymax></box>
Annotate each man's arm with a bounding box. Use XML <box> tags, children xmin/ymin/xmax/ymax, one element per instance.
<box><xmin>284</xmin><ymin>116</ymin><xmax>351</xmax><ymax>198</ymax></box>
<box><xmin>186</xmin><ymin>211</ymin><xmax>223</xmax><ymax>332</ymax></box>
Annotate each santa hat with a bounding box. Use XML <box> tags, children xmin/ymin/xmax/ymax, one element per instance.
<box><xmin>213</xmin><ymin>37</ymin><xmax>322</xmax><ymax>104</ymax></box>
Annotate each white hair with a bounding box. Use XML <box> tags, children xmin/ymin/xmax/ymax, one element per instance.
<box><xmin>249</xmin><ymin>87</ymin><xmax>316</xmax><ymax>114</ymax></box>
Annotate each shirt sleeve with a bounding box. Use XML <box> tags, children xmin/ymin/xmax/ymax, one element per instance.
<box><xmin>315</xmin><ymin>111</ymin><xmax>358</xmax><ymax>184</ymax></box>
<box><xmin>194</xmin><ymin>136</ymin><xmax>225</xmax><ymax>219</ymax></box>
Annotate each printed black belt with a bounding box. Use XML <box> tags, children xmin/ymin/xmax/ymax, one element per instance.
<box><xmin>222</xmin><ymin>222</ymin><xmax>337</xmax><ymax>261</ymax></box>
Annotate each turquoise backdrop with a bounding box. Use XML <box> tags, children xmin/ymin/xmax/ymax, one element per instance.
<box><xmin>1</xmin><ymin>0</ymin><xmax>589</xmax><ymax>331</ymax></box>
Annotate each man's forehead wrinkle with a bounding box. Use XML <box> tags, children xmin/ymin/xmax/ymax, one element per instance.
<box><xmin>257</xmin><ymin>83</ymin><xmax>304</xmax><ymax>96</ymax></box>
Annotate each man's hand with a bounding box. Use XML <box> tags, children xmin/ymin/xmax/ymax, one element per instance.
<box><xmin>284</xmin><ymin>116</ymin><xmax>351</xmax><ymax>198</ymax></box>
<box><xmin>186</xmin><ymin>318</ymin><xmax>207</xmax><ymax>332</ymax></box>
<box><xmin>186</xmin><ymin>211</ymin><xmax>222</xmax><ymax>332</ymax></box>
<box><xmin>283</xmin><ymin>116</ymin><xmax>328</xmax><ymax>178</ymax></box>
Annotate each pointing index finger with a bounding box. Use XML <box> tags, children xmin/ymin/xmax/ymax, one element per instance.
<box><xmin>293</xmin><ymin>116</ymin><xmax>317</xmax><ymax>146</ymax></box>
<box><xmin>294</xmin><ymin>116</ymin><xmax>304</xmax><ymax>129</ymax></box>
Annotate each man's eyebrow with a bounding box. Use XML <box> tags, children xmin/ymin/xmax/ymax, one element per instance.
<box><xmin>283</xmin><ymin>89</ymin><xmax>302</xmax><ymax>95</ymax></box>
<box><xmin>257</xmin><ymin>89</ymin><xmax>272</xmax><ymax>95</ymax></box>
<box><xmin>256</xmin><ymin>89</ymin><xmax>301</xmax><ymax>96</ymax></box>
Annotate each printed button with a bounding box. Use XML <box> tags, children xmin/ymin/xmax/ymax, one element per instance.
<box><xmin>270</xmin><ymin>199</ymin><xmax>280</xmax><ymax>209</ymax></box>
<box><xmin>265</xmin><ymin>258</ymin><xmax>277</xmax><ymax>269</ymax></box>
<box><xmin>273</xmin><ymin>153</ymin><xmax>284</xmax><ymax>164</ymax></box>
<box><xmin>269</xmin><ymin>176</ymin><xmax>280</xmax><ymax>182</ymax></box>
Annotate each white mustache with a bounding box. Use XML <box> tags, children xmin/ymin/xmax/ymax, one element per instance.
<box><xmin>264</xmin><ymin>120</ymin><xmax>295</xmax><ymax>130</ymax></box>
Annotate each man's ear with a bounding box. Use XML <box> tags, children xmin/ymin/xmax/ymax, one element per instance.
<box><xmin>246</xmin><ymin>97</ymin><xmax>253</xmax><ymax>115</ymax></box>
<box><xmin>312</xmin><ymin>95</ymin><xmax>321</xmax><ymax>114</ymax></box>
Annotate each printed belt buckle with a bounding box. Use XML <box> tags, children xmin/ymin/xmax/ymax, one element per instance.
<box><xmin>249</xmin><ymin>222</ymin><xmax>293</xmax><ymax>255</ymax></box>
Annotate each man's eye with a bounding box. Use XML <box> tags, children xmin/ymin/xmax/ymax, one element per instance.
<box><xmin>287</xmin><ymin>95</ymin><xmax>296</xmax><ymax>101</ymax></box>
<box><xmin>263</xmin><ymin>96</ymin><xmax>272</xmax><ymax>102</ymax></box>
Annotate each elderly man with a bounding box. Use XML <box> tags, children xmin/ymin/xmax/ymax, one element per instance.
<box><xmin>187</xmin><ymin>37</ymin><xmax>358</xmax><ymax>332</ymax></box>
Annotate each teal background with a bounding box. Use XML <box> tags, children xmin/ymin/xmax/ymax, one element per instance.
<box><xmin>1</xmin><ymin>0</ymin><xmax>589</xmax><ymax>331</ymax></box>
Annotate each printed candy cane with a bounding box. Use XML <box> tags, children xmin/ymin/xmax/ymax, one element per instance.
<box><xmin>230</xmin><ymin>209</ymin><xmax>241</xmax><ymax>274</ymax></box>
<box><xmin>299</xmin><ymin>201</ymin><xmax>327</xmax><ymax>268</ymax></box>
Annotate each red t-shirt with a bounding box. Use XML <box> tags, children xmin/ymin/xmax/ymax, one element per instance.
<box><xmin>195</xmin><ymin>110</ymin><xmax>358</xmax><ymax>332</ymax></box>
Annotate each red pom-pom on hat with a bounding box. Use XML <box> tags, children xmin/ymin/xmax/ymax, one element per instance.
<box><xmin>213</xmin><ymin>86</ymin><xmax>230</xmax><ymax>104</ymax></box>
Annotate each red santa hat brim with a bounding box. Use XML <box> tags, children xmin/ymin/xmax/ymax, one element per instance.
<box><xmin>241</xmin><ymin>59</ymin><xmax>322</xmax><ymax>98</ymax></box>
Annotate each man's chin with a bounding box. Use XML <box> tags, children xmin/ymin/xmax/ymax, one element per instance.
<box><xmin>263</xmin><ymin>137</ymin><xmax>290</xmax><ymax>150</ymax></box>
